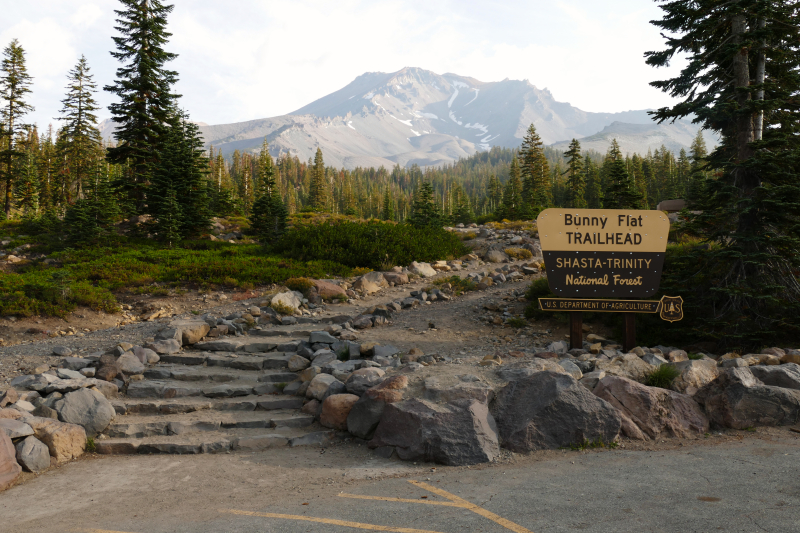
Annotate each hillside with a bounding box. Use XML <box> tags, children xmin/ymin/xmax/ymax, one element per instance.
<box><xmin>102</xmin><ymin>67</ymin><xmax>709</xmax><ymax>168</ymax></box>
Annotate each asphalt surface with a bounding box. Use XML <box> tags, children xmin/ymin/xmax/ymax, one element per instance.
<box><xmin>3</xmin><ymin>432</ymin><xmax>799</xmax><ymax>533</ymax></box>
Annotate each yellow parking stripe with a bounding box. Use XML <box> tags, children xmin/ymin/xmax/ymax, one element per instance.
<box><xmin>219</xmin><ymin>509</ymin><xmax>448</xmax><ymax>533</ymax></box>
<box><xmin>338</xmin><ymin>493</ymin><xmax>463</xmax><ymax>507</ymax></box>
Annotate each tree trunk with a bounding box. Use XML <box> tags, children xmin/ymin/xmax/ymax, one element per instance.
<box><xmin>732</xmin><ymin>15</ymin><xmax>754</xmax><ymax>161</ymax></box>
<box><xmin>754</xmin><ymin>17</ymin><xmax>766</xmax><ymax>142</ymax></box>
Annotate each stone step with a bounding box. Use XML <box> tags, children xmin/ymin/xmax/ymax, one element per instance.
<box><xmin>126</xmin><ymin>374</ymin><xmax>298</xmax><ymax>399</ymax></box>
<box><xmin>112</xmin><ymin>394</ymin><xmax>303</xmax><ymax>415</ymax></box>
<box><xmin>143</xmin><ymin>365</ymin><xmax>280</xmax><ymax>383</ymax></box>
<box><xmin>104</xmin><ymin>409</ymin><xmax>312</xmax><ymax>438</ymax></box>
<box><xmin>158</xmin><ymin>352</ymin><xmax>292</xmax><ymax>370</ymax></box>
<box><xmin>95</xmin><ymin>426</ymin><xmax>336</xmax><ymax>455</ymax></box>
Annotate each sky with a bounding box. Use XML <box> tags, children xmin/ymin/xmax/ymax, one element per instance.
<box><xmin>4</xmin><ymin>0</ymin><xmax>684</xmax><ymax>130</ymax></box>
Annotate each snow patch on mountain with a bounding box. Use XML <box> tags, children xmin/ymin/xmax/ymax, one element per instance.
<box><xmin>464</xmin><ymin>89</ymin><xmax>479</xmax><ymax>106</ymax></box>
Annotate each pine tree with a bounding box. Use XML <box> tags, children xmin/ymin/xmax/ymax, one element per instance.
<box><xmin>105</xmin><ymin>0</ymin><xmax>179</xmax><ymax>214</ymax></box>
<box><xmin>64</xmin><ymin>163</ymin><xmax>121</xmax><ymax>245</ymax></box>
<box><xmin>250</xmin><ymin>139</ymin><xmax>287</xmax><ymax>245</ymax></box>
<box><xmin>584</xmin><ymin>156</ymin><xmax>603</xmax><ymax>208</ymax></box>
<box><xmin>408</xmin><ymin>181</ymin><xmax>442</xmax><ymax>228</ymax></box>
<box><xmin>518</xmin><ymin>124</ymin><xmax>551</xmax><ymax>214</ymax></box>
<box><xmin>563</xmin><ymin>139</ymin><xmax>586</xmax><ymax>208</ymax></box>
<box><xmin>308</xmin><ymin>147</ymin><xmax>328</xmax><ymax>211</ymax></box>
<box><xmin>14</xmin><ymin>140</ymin><xmax>38</xmax><ymax>216</ymax></box>
<box><xmin>0</xmin><ymin>39</ymin><xmax>34</xmax><ymax>217</ymax></box>
<box><xmin>57</xmin><ymin>55</ymin><xmax>102</xmax><ymax>200</ymax></box>
<box><xmin>381</xmin><ymin>189</ymin><xmax>395</xmax><ymax>221</ymax></box>
<box><xmin>487</xmin><ymin>174</ymin><xmax>502</xmax><ymax>213</ymax></box>
<box><xmin>451</xmin><ymin>184</ymin><xmax>474</xmax><ymax>225</ymax></box>
<box><xmin>499</xmin><ymin>155</ymin><xmax>523</xmax><ymax>220</ymax></box>
<box><xmin>646</xmin><ymin>0</ymin><xmax>800</xmax><ymax>346</ymax></box>
<box><xmin>602</xmin><ymin>140</ymin><xmax>643</xmax><ymax>210</ymax></box>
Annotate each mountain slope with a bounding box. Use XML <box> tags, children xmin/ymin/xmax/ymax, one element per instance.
<box><xmin>105</xmin><ymin>67</ymin><xmax>710</xmax><ymax>168</ymax></box>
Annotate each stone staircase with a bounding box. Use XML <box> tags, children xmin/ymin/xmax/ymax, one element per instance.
<box><xmin>95</xmin><ymin>337</ymin><xmax>334</xmax><ymax>455</ymax></box>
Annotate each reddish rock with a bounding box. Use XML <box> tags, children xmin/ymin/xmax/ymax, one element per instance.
<box><xmin>0</xmin><ymin>433</ymin><xmax>21</xmax><ymax>492</ymax></box>
<box><xmin>535</xmin><ymin>352</ymin><xmax>558</xmax><ymax>360</ymax></box>
<box><xmin>320</xmin><ymin>394</ymin><xmax>360</xmax><ymax>430</ymax></box>
<box><xmin>301</xmin><ymin>399</ymin><xmax>320</xmax><ymax>416</ymax></box>
<box><xmin>0</xmin><ymin>389</ymin><xmax>19</xmax><ymax>408</ymax></box>
<box><xmin>593</xmin><ymin>375</ymin><xmax>709</xmax><ymax>439</ymax></box>
<box><xmin>26</xmin><ymin>417</ymin><xmax>86</xmax><ymax>463</ymax></box>
<box><xmin>313</xmin><ymin>280</ymin><xmax>347</xmax><ymax>299</ymax></box>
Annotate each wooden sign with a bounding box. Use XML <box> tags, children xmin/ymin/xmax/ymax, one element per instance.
<box><xmin>536</xmin><ymin>209</ymin><xmax>671</xmax><ymax>298</ymax></box>
<box><xmin>538</xmin><ymin>296</ymin><xmax>684</xmax><ymax>321</ymax></box>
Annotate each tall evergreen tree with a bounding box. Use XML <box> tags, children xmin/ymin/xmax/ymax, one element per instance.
<box><xmin>563</xmin><ymin>139</ymin><xmax>586</xmax><ymax>208</ymax></box>
<box><xmin>518</xmin><ymin>124</ymin><xmax>551</xmax><ymax>213</ymax></box>
<box><xmin>408</xmin><ymin>181</ymin><xmax>443</xmax><ymax>228</ymax></box>
<box><xmin>250</xmin><ymin>139</ymin><xmax>287</xmax><ymax>245</ymax></box>
<box><xmin>647</xmin><ymin>0</ymin><xmax>800</xmax><ymax>346</ymax></box>
<box><xmin>499</xmin><ymin>155</ymin><xmax>523</xmax><ymax>220</ymax></box>
<box><xmin>105</xmin><ymin>0</ymin><xmax>179</xmax><ymax>213</ymax></box>
<box><xmin>308</xmin><ymin>147</ymin><xmax>328</xmax><ymax>211</ymax></box>
<box><xmin>57</xmin><ymin>55</ymin><xmax>102</xmax><ymax>200</ymax></box>
<box><xmin>0</xmin><ymin>39</ymin><xmax>34</xmax><ymax>217</ymax></box>
<box><xmin>486</xmin><ymin>173</ymin><xmax>502</xmax><ymax>213</ymax></box>
<box><xmin>602</xmin><ymin>140</ymin><xmax>643</xmax><ymax>209</ymax></box>
<box><xmin>584</xmin><ymin>155</ymin><xmax>603</xmax><ymax>208</ymax></box>
<box><xmin>381</xmin><ymin>189</ymin><xmax>395</xmax><ymax>221</ymax></box>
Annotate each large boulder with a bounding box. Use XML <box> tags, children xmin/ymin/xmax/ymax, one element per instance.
<box><xmin>595</xmin><ymin>353</ymin><xmax>657</xmax><ymax>383</ymax></box>
<box><xmin>306</xmin><ymin>374</ymin><xmax>339</xmax><ymax>401</ymax></box>
<box><xmin>484</xmin><ymin>250</ymin><xmax>509</xmax><ymax>263</ymax></box>
<box><xmin>497</xmin><ymin>359</ymin><xmax>569</xmax><ymax>381</ymax></box>
<box><xmin>15</xmin><ymin>436</ymin><xmax>50</xmax><ymax>473</ymax></box>
<box><xmin>695</xmin><ymin>367</ymin><xmax>800</xmax><ymax>429</ymax></box>
<box><xmin>170</xmin><ymin>320</ymin><xmax>211</xmax><ymax>345</ymax></box>
<box><xmin>668</xmin><ymin>360</ymin><xmax>719</xmax><ymax>395</ymax></box>
<box><xmin>383</xmin><ymin>273</ymin><xmax>409</xmax><ymax>285</ymax></box>
<box><xmin>347</xmin><ymin>376</ymin><xmax>408</xmax><ymax>440</ymax></box>
<box><xmin>95</xmin><ymin>354</ymin><xmax>121</xmax><ymax>382</ymax></box>
<box><xmin>319</xmin><ymin>394</ymin><xmax>360</xmax><ymax>430</ymax></box>
<box><xmin>491</xmin><ymin>371</ymin><xmax>621</xmax><ymax>451</ymax></box>
<box><xmin>369</xmin><ymin>398</ymin><xmax>500</xmax><ymax>466</ymax></box>
<box><xmin>749</xmin><ymin>363</ymin><xmax>800</xmax><ymax>391</ymax></box>
<box><xmin>117</xmin><ymin>353</ymin><xmax>145</xmax><ymax>375</ymax></box>
<box><xmin>54</xmin><ymin>388</ymin><xmax>115</xmax><ymax>437</ymax></box>
<box><xmin>408</xmin><ymin>261</ymin><xmax>437</xmax><ymax>278</ymax></box>
<box><xmin>145</xmin><ymin>339</ymin><xmax>182</xmax><ymax>355</ymax></box>
<box><xmin>271</xmin><ymin>291</ymin><xmax>302</xmax><ymax>313</ymax></box>
<box><xmin>345</xmin><ymin>368</ymin><xmax>385</xmax><ymax>396</ymax></box>
<box><xmin>593</xmin><ymin>376</ymin><xmax>709</xmax><ymax>440</ymax></box>
<box><xmin>360</xmin><ymin>271</ymin><xmax>389</xmax><ymax>288</ymax></box>
<box><xmin>313</xmin><ymin>280</ymin><xmax>347</xmax><ymax>299</ymax></box>
<box><xmin>353</xmin><ymin>278</ymin><xmax>380</xmax><ymax>295</ymax></box>
<box><xmin>0</xmin><ymin>419</ymin><xmax>34</xmax><ymax>439</ymax></box>
<box><xmin>26</xmin><ymin>417</ymin><xmax>86</xmax><ymax>463</ymax></box>
<box><xmin>0</xmin><ymin>433</ymin><xmax>21</xmax><ymax>492</ymax></box>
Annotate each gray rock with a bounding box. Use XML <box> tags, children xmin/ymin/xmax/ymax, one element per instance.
<box><xmin>320</xmin><ymin>380</ymin><xmax>346</xmax><ymax>402</ymax></box>
<box><xmin>695</xmin><ymin>367</ymin><xmax>800</xmax><ymax>429</ymax></box>
<box><xmin>10</xmin><ymin>374</ymin><xmax>52</xmax><ymax>392</ymax></box>
<box><xmin>484</xmin><ymin>250</ymin><xmax>509</xmax><ymax>263</ymax></box>
<box><xmin>642</xmin><ymin>353</ymin><xmax>668</xmax><ymax>366</ymax></box>
<box><xmin>749</xmin><ymin>363</ymin><xmax>800</xmax><ymax>391</ymax></box>
<box><xmin>145</xmin><ymin>339</ymin><xmax>182</xmax><ymax>354</ymax></box>
<box><xmin>56</xmin><ymin>368</ymin><xmax>84</xmax><ymax>380</ymax></box>
<box><xmin>373</xmin><ymin>345</ymin><xmax>400</xmax><ymax>358</ymax></box>
<box><xmin>193</xmin><ymin>340</ymin><xmax>243</xmax><ymax>352</ymax></box>
<box><xmin>579</xmin><ymin>370</ymin><xmax>606</xmax><ymax>391</ymax></box>
<box><xmin>721</xmin><ymin>358</ymin><xmax>748</xmax><ymax>368</ymax></box>
<box><xmin>547</xmin><ymin>341</ymin><xmax>569</xmax><ymax>354</ymax></box>
<box><xmin>352</xmin><ymin>316</ymin><xmax>374</xmax><ymax>329</ymax></box>
<box><xmin>44</xmin><ymin>379</ymin><xmax>90</xmax><ymax>395</ymax></box>
<box><xmin>14</xmin><ymin>436</ymin><xmax>50</xmax><ymax>472</ymax></box>
<box><xmin>288</xmin><ymin>431</ymin><xmax>335</xmax><ymax>447</ymax></box>
<box><xmin>369</xmin><ymin>398</ymin><xmax>499</xmax><ymax>466</ymax></box>
<box><xmin>59</xmin><ymin>357</ymin><xmax>89</xmax><ymax>371</ymax></box>
<box><xmin>271</xmin><ymin>291</ymin><xmax>302</xmax><ymax>313</ymax></box>
<box><xmin>133</xmin><ymin>346</ymin><xmax>159</xmax><ymax>364</ymax></box>
<box><xmin>491</xmin><ymin>371</ymin><xmax>622</xmax><ymax>451</ymax></box>
<box><xmin>0</xmin><ymin>419</ymin><xmax>34</xmax><ymax>439</ymax></box>
<box><xmin>309</xmin><ymin>331</ymin><xmax>337</xmax><ymax>344</ymax></box>
<box><xmin>116</xmin><ymin>353</ymin><xmax>145</xmax><ymax>375</ymax></box>
<box><xmin>52</xmin><ymin>346</ymin><xmax>73</xmax><ymax>357</ymax></box>
<box><xmin>345</xmin><ymin>368</ymin><xmax>385</xmax><ymax>396</ymax></box>
<box><xmin>79</xmin><ymin>368</ymin><xmax>95</xmax><ymax>378</ymax></box>
<box><xmin>55</xmin><ymin>387</ymin><xmax>116</xmax><ymax>437</ymax></box>
<box><xmin>288</xmin><ymin>354</ymin><xmax>311</xmax><ymax>372</ymax></box>
<box><xmin>558</xmin><ymin>360</ymin><xmax>584</xmax><ymax>380</ymax></box>
<box><xmin>312</xmin><ymin>351</ymin><xmax>336</xmax><ymax>367</ymax></box>
<box><xmin>155</xmin><ymin>327</ymin><xmax>182</xmax><ymax>343</ymax></box>
<box><xmin>306</xmin><ymin>374</ymin><xmax>338</xmax><ymax>401</ymax></box>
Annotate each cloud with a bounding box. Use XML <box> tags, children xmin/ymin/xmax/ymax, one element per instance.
<box><xmin>13</xmin><ymin>0</ymin><xmax>685</xmax><ymax>129</ymax></box>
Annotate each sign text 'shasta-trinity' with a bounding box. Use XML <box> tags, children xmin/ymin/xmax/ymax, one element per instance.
<box><xmin>536</xmin><ymin>209</ymin><xmax>671</xmax><ymax>298</ymax></box>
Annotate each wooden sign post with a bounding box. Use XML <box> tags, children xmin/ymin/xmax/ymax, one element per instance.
<box><xmin>536</xmin><ymin>209</ymin><xmax>682</xmax><ymax>352</ymax></box>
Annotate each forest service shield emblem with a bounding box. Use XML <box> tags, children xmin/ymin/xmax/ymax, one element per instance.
<box><xmin>659</xmin><ymin>296</ymin><xmax>684</xmax><ymax>322</ymax></box>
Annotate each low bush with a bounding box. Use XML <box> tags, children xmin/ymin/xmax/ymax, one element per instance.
<box><xmin>275</xmin><ymin>220</ymin><xmax>469</xmax><ymax>270</ymax></box>
<box><xmin>270</xmin><ymin>301</ymin><xmax>296</xmax><ymax>316</ymax></box>
<box><xmin>504</xmin><ymin>247</ymin><xmax>533</xmax><ymax>260</ymax></box>
<box><xmin>285</xmin><ymin>277</ymin><xmax>315</xmax><ymax>292</ymax></box>
<box><xmin>432</xmin><ymin>275</ymin><xmax>477</xmax><ymax>296</ymax></box>
<box><xmin>645</xmin><ymin>365</ymin><xmax>681</xmax><ymax>389</ymax></box>
<box><xmin>506</xmin><ymin>317</ymin><xmax>528</xmax><ymax>328</ymax></box>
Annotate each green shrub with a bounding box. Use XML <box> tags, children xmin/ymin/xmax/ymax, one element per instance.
<box><xmin>688</xmin><ymin>352</ymin><xmax>703</xmax><ymax>360</ymax></box>
<box><xmin>432</xmin><ymin>275</ymin><xmax>477</xmax><ymax>296</ymax></box>
<box><xmin>506</xmin><ymin>317</ymin><xmax>528</xmax><ymax>328</ymax></box>
<box><xmin>285</xmin><ymin>277</ymin><xmax>315</xmax><ymax>292</ymax></box>
<box><xmin>271</xmin><ymin>302</ymin><xmax>296</xmax><ymax>316</ymax></box>
<box><xmin>523</xmin><ymin>277</ymin><xmax>557</xmax><ymax>320</ymax></box>
<box><xmin>85</xmin><ymin>437</ymin><xmax>96</xmax><ymax>453</ymax></box>
<box><xmin>645</xmin><ymin>365</ymin><xmax>681</xmax><ymax>389</ymax></box>
<box><xmin>275</xmin><ymin>220</ymin><xmax>469</xmax><ymax>270</ymax></box>
<box><xmin>352</xmin><ymin>267</ymin><xmax>374</xmax><ymax>277</ymax></box>
<box><xmin>504</xmin><ymin>247</ymin><xmax>533</xmax><ymax>260</ymax></box>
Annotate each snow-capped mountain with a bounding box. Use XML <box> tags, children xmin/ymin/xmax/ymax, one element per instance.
<box><xmin>103</xmin><ymin>67</ymin><xmax>707</xmax><ymax>168</ymax></box>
